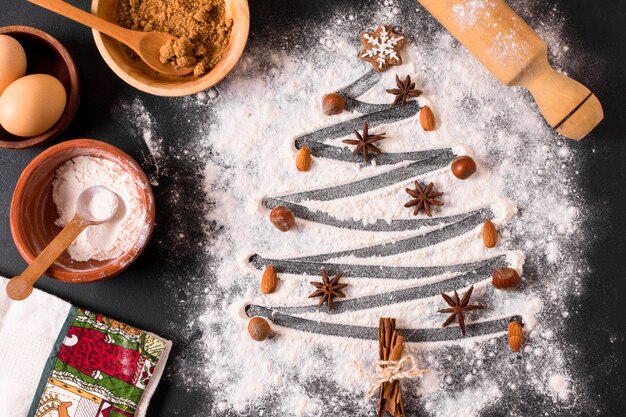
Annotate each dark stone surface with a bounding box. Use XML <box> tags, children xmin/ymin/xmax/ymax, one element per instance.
<box><xmin>0</xmin><ymin>0</ymin><xmax>625</xmax><ymax>416</ymax></box>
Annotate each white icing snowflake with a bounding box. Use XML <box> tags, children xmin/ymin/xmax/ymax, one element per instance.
<box><xmin>359</xmin><ymin>26</ymin><xmax>405</xmax><ymax>72</ymax></box>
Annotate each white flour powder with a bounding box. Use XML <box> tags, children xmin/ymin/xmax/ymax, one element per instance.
<box><xmin>86</xmin><ymin>188</ymin><xmax>119</xmax><ymax>221</ymax></box>
<box><xmin>121</xmin><ymin>1</ymin><xmax>601</xmax><ymax>415</ymax></box>
<box><xmin>52</xmin><ymin>156</ymin><xmax>143</xmax><ymax>262</ymax></box>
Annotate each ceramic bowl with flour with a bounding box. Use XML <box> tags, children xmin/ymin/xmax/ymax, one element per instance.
<box><xmin>10</xmin><ymin>139</ymin><xmax>155</xmax><ymax>282</ymax></box>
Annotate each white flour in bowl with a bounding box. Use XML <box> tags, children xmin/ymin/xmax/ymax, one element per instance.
<box><xmin>52</xmin><ymin>156</ymin><xmax>143</xmax><ymax>262</ymax></box>
<box><xmin>85</xmin><ymin>187</ymin><xmax>120</xmax><ymax>222</ymax></box>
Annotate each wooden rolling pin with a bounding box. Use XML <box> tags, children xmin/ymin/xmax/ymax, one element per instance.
<box><xmin>417</xmin><ymin>0</ymin><xmax>603</xmax><ymax>140</ymax></box>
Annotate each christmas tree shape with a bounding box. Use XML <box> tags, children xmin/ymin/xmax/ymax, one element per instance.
<box><xmin>245</xmin><ymin>68</ymin><xmax>523</xmax><ymax>342</ymax></box>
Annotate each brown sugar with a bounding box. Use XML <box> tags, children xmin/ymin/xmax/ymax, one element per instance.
<box><xmin>116</xmin><ymin>0</ymin><xmax>232</xmax><ymax>76</ymax></box>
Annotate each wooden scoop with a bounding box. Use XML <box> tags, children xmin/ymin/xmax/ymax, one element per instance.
<box><xmin>6</xmin><ymin>186</ymin><xmax>120</xmax><ymax>301</ymax></box>
<box><xmin>417</xmin><ymin>0</ymin><xmax>603</xmax><ymax>140</ymax></box>
<box><xmin>27</xmin><ymin>0</ymin><xmax>195</xmax><ymax>76</ymax></box>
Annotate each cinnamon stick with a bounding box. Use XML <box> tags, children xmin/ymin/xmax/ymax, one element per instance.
<box><xmin>383</xmin><ymin>334</ymin><xmax>405</xmax><ymax>399</ymax></box>
<box><xmin>377</xmin><ymin>318</ymin><xmax>406</xmax><ymax>417</ymax></box>
<box><xmin>377</xmin><ymin>318</ymin><xmax>385</xmax><ymax>417</ymax></box>
<box><xmin>378</xmin><ymin>318</ymin><xmax>395</xmax><ymax>417</ymax></box>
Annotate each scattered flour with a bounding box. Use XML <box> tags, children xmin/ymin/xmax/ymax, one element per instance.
<box><xmin>452</xmin><ymin>0</ymin><xmax>496</xmax><ymax>29</ymax></box>
<box><xmin>548</xmin><ymin>373</ymin><xmax>571</xmax><ymax>402</ymax></box>
<box><xmin>118</xmin><ymin>98</ymin><xmax>162</xmax><ymax>186</ymax></box>
<box><xmin>117</xmin><ymin>0</ymin><xmax>600</xmax><ymax>415</ymax></box>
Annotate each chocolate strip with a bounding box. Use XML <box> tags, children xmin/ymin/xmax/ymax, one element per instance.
<box><xmin>258</xmin><ymin>258</ymin><xmax>505</xmax><ymax>315</ymax></box>
<box><xmin>268</xmin><ymin>150</ymin><xmax>454</xmax><ymax>203</ymax></box>
<box><xmin>294</xmin><ymin>68</ymin><xmax>427</xmax><ymax>165</ymax></box>
<box><xmin>282</xmin><ymin>209</ymin><xmax>490</xmax><ymax>262</ymax></box>
<box><xmin>262</xmin><ymin>201</ymin><xmax>491</xmax><ymax>232</ymax></box>
<box><xmin>245</xmin><ymin>304</ymin><xmax>512</xmax><ymax>342</ymax></box>
<box><xmin>294</xmin><ymin>103</ymin><xmax>421</xmax><ymax>163</ymax></box>
<box><xmin>249</xmin><ymin>254</ymin><xmax>506</xmax><ymax>280</ymax></box>
<box><xmin>335</xmin><ymin>69</ymin><xmax>397</xmax><ymax>116</ymax></box>
<box><xmin>337</xmin><ymin>68</ymin><xmax>382</xmax><ymax>99</ymax></box>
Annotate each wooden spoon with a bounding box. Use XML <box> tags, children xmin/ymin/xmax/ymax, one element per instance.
<box><xmin>6</xmin><ymin>186</ymin><xmax>120</xmax><ymax>301</ymax></box>
<box><xmin>26</xmin><ymin>0</ymin><xmax>195</xmax><ymax>76</ymax></box>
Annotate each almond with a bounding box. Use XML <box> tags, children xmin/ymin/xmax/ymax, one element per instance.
<box><xmin>261</xmin><ymin>265</ymin><xmax>277</xmax><ymax>294</ymax></box>
<box><xmin>420</xmin><ymin>105</ymin><xmax>435</xmax><ymax>131</ymax></box>
<box><xmin>508</xmin><ymin>320</ymin><xmax>523</xmax><ymax>352</ymax></box>
<box><xmin>269</xmin><ymin>206</ymin><xmax>295</xmax><ymax>232</ymax></box>
<box><xmin>296</xmin><ymin>146</ymin><xmax>312</xmax><ymax>172</ymax></box>
<box><xmin>248</xmin><ymin>317</ymin><xmax>271</xmax><ymax>341</ymax></box>
<box><xmin>482</xmin><ymin>220</ymin><xmax>498</xmax><ymax>248</ymax></box>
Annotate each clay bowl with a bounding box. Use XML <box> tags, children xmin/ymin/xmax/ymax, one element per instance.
<box><xmin>91</xmin><ymin>0</ymin><xmax>249</xmax><ymax>96</ymax></box>
<box><xmin>10</xmin><ymin>139</ymin><xmax>155</xmax><ymax>283</ymax></box>
<box><xmin>0</xmin><ymin>26</ymin><xmax>80</xmax><ymax>150</ymax></box>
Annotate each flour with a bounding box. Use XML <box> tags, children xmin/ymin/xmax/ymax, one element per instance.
<box><xmin>117</xmin><ymin>98</ymin><xmax>162</xmax><ymax>187</ymax></box>
<box><xmin>452</xmin><ymin>0</ymin><xmax>496</xmax><ymax>29</ymax></box>
<box><xmin>115</xmin><ymin>0</ymin><xmax>599</xmax><ymax>415</ymax></box>
<box><xmin>52</xmin><ymin>156</ymin><xmax>144</xmax><ymax>262</ymax></box>
<box><xmin>86</xmin><ymin>187</ymin><xmax>119</xmax><ymax>221</ymax></box>
<box><xmin>548</xmin><ymin>373</ymin><xmax>571</xmax><ymax>401</ymax></box>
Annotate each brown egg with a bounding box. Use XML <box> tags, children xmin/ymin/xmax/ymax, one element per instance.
<box><xmin>0</xmin><ymin>74</ymin><xmax>66</xmax><ymax>137</ymax></box>
<box><xmin>0</xmin><ymin>35</ymin><xmax>27</xmax><ymax>95</ymax></box>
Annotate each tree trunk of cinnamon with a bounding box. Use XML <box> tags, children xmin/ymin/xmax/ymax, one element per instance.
<box><xmin>378</xmin><ymin>318</ymin><xmax>406</xmax><ymax>417</ymax></box>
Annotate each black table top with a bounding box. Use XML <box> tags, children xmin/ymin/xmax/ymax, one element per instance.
<box><xmin>1</xmin><ymin>0</ymin><xmax>625</xmax><ymax>416</ymax></box>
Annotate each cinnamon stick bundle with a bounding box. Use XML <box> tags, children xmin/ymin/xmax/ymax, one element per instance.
<box><xmin>378</xmin><ymin>318</ymin><xmax>406</xmax><ymax>417</ymax></box>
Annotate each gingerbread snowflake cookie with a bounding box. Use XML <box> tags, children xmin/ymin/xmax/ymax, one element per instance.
<box><xmin>359</xmin><ymin>25</ymin><xmax>406</xmax><ymax>73</ymax></box>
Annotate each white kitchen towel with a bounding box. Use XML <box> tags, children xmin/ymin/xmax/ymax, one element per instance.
<box><xmin>0</xmin><ymin>277</ymin><xmax>171</xmax><ymax>417</ymax></box>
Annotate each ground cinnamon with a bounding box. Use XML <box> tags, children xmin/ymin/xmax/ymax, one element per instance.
<box><xmin>116</xmin><ymin>0</ymin><xmax>232</xmax><ymax>76</ymax></box>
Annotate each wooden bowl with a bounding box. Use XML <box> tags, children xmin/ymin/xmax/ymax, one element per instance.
<box><xmin>91</xmin><ymin>0</ymin><xmax>249</xmax><ymax>97</ymax></box>
<box><xmin>10</xmin><ymin>139</ymin><xmax>155</xmax><ymax>283</ymax></box>
<box><xmin>0</xmin><ymin>26</ymin><xmax>80</xmax><ymax>149</ymax></box>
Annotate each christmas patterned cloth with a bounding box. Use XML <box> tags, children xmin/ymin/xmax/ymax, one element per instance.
<box><xmin>0</xmin><ymin>278</ymin><xmax>171</xmax><ymax>417</ymax></box>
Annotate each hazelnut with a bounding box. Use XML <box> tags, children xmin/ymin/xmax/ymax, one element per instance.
<box><xmin>322</xmin><ymin>93</ymin><xmax>346</xmax><ymax>115</ymax></box>
<box><xmin>451</xmin><ymin>155</ymin><xmax>477</xmax><ymax>180</ymax></box>
<box><xmin>492</xmin><ymin>268</ymin><xmax>520</xmax><ymax>290</ymax></box>
<box><xmin>247</xmin><ymin>317</ymin><xmax>271</xmax><ymax>341</ymax></box>
<box><xmin>269</xmin><ymin>206</ymin><xmax>295</xmax><ymax>232</ymax></box>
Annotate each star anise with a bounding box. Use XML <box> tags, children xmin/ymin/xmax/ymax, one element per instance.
<box><xmin>342</xmin><ymin>121</ymin><xmax>386</xmax><ymax>163</ymax></box>
<box><xmin>387</xmin><ymin>75</ymin><xmax>422</xmax><ymax>107</ymax></box>
<box><xmin>438</xmin><ymin>286</ymin><xmax>484</xmax><ymax>336</ymax></box>
<box><xmin>309</xmin><ymin>268</ymin><xmax>348</xmax><ymax>312</ymax></box>
<box><xmin>404</xmin><ymin>181</ymin><xmax>443</xmax><ymax>217</ymax></box>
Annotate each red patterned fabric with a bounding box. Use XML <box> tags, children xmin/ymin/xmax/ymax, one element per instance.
<box><xmin>58</xmin><ymin>326</ymin><xmax>140</xmax><ymax>384</ymax></box>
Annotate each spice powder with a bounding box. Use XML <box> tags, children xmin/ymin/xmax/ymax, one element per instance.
<box><xmin>116</xmin><ymin>0</ymin><xmax>232</xmax><ymax>76</ymax></box>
